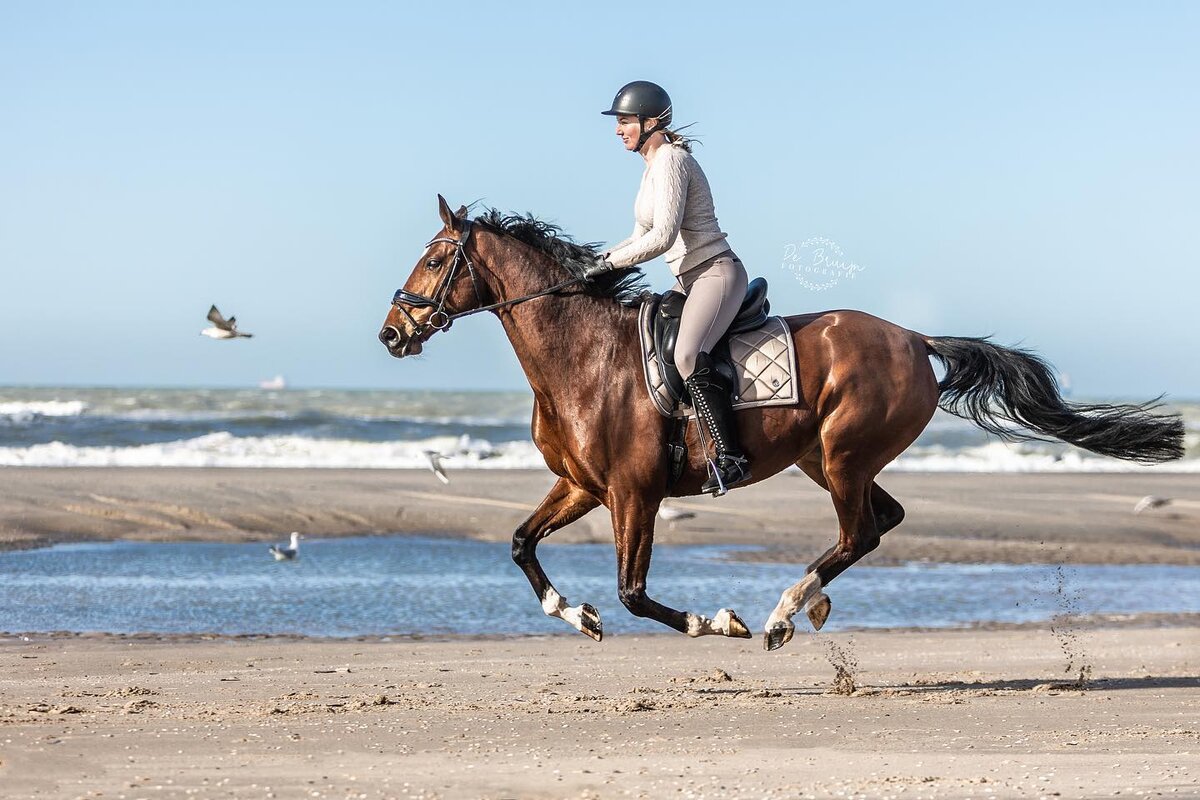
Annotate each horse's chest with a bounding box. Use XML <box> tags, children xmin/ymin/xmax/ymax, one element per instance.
<box><xmin>531</xmin><ymin>400</ymin><xmax>591</xmax><ymax>475</ymax></box>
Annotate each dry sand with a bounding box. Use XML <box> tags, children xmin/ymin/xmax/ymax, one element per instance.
<box><xmin>1</xmin><ymin>624</ymin><xmax>1197</xmax><ymax>799</ymax></box>
<box><xmin>1</xmin><ymin>467</ymin><xmax>1198</xmax><ymax>798</ymax></box>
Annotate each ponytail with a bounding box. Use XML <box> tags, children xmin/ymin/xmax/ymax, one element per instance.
<box><xmin>659</xmin><ymin>122</ymin><xmax>700</xmax><ymax>153</ymax></box>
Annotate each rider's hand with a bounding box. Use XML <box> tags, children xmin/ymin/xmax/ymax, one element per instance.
<box><xmin>583</xmin><ymin>254</ymin><xmax>615</xmax><ymax>279</ymax></box>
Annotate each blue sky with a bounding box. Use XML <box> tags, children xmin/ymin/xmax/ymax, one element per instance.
<box><xmin>1</xmin><ymin>2</ymin><xmax>1196</xmax><ymax>398</ymax></box>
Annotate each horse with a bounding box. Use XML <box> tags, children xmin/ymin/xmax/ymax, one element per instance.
<box><xmin>378</xmin><ymin>195</ymin><xmax>1185</xmax><ymax>651</ymax></box>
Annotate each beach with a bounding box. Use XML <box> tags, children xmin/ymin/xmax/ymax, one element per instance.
<box><xmin>1</xmin><ymin>468</ymin><xmax>1198</xmax><ymax>798</ymax></box>
<box><xmin>1</xmin><ymin>624</ymin><xmax>1197</xmax><ymax>799</ymax></box>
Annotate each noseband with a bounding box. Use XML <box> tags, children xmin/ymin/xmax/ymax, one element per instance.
<box><xmin>391</xmin><ymin>219</ymin><xmax>587</xmax><ymax>337</ymax></box>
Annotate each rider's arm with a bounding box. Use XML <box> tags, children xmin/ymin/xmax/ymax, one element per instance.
<box><xmin>604</xmin><ymin>147</ymin><xmax>689</xmax><ymax>269</ymax></box>
<box><xmin>603</xmin><ymin>220</ymin><xmax>649</xmax><ymax>258</ymax></box>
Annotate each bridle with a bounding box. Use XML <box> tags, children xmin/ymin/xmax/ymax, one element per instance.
<box><xmin>391</xmin><ymin>219</ymin><xmax>585</xmax><ymax>338</ymax></box>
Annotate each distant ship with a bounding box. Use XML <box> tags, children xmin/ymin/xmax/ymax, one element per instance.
<box><xmin>258</xmin><ymin>375</ymin><xmax>287</xmax><ymax>390</ymax></box>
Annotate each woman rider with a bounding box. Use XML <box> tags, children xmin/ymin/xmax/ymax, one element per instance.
<box><xmin>585</xmin><ymin>80</ymin><xmax>752</xmax><ymax>496</ymax></box>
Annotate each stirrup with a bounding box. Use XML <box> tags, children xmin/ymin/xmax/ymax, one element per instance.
<box><xmin>702</xmin><ymin>454</ymin><xmax>752</xmax><ymax>497</ymax></box>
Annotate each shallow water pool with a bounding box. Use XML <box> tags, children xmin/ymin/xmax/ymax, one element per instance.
<box><xmin>1</xmin><ymin>536</ymin><xmax>1197</xmax><ymax>637</ymax></box>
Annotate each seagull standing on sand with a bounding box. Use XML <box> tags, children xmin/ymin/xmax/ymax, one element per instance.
<box><xmin>1133</xmin><ymin>495</ymin><xmax>1172</xmax><ymax>515</ymax></box>
<box><xmin>201</xmin><ymin>305</ymin><xmax>253</xmax><ymax>339</ymax></box>
<box><xmin>424</xmin><ymin>450</ymin><xmax>450</xmax><ymax>484</ymax></box>
<box><xmin>269</xmin><ymin>532</ymin><xmax>302</xmax><ymax>561</ymax></box>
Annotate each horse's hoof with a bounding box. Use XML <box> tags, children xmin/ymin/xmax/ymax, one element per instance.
<box><xmin>579</xmin><ymin>603</ymin><xmax>603</xmax><ymax>642</ymax></box>
<box><xmin>763</xmin><ymin>621</ymin><xmax>794</xmax><ymax>652</ymax></box>
<box><xmin>806</xmin><ymin>594</ymin><xmax>832</xmax><ymax>632</ymax></box>
<box><xmin>717</xmin><ymin>608</ymin><xmax>752</xmax><ymax>639</ymax></box>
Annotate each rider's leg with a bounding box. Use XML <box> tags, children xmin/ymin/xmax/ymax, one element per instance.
<box><xmin>675</xmin><ymin>254</ymin><xmax>752</xmax><ymax>495</ymax></box>
<box><xmin>674</xmin><ymin>253</ymin><xmax>748</xmax><ymax>379</ymax></box>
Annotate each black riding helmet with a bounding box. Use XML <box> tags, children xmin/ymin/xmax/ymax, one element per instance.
<box><xmin>601</xmin><ymin>81</ymin><xmax>672</xmax><ymax>154</ymax></box>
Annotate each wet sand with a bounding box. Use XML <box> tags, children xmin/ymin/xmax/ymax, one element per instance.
<box><xmin>1</xmin><ymin>468</ymin><xmax>1197</xmax><ymax>566</ymax></box>
<box><xmin>1</xmin><ymin>468</ymin><xmax>1198</xmax><ymax>797</ymax></box>
<box><xmin>1</xmin><ymin>623</ymin><xmax>1197</xmax><ymax>799</ymax></box>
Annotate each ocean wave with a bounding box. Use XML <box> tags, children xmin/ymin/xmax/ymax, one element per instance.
<box><xmin>887</xmin><ymin>441</ymin><xmax>1200</xmax><ymax>473</ymax></box>
<box><xmin>0</xmin><ymin>432</ymin><xmax>1196</xmax><ymax>471</ymax></box>
<box><xmin>0</xmin><ymin>401</ymin><xmax>88</xmax><ymax>423</ymax></box>
<box><xmin>0</xmin><ymin>432</ymin><xmax>548</xmax><ymax>469</ymax></box>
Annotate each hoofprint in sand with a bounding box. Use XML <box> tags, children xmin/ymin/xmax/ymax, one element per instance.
<box><xmin>0</xmin><ymin>468</ymin><xmax>1196</xmax><ymax>796</ymax></box>
<box><xmin>0</xmin><ymin>623</ymin><xmax>1196</xmax><ymax>799</ymax></box>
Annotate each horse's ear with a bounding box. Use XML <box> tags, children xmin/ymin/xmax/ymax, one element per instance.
<box><xmin>437</xmin><ymin>194</ymin><xmax>460</xmax><ymax>233</ymax></box>
<box><xmin>455</xmin><ymin>204</ymin><xmax>468</xmax><ymax>219</ymax></box>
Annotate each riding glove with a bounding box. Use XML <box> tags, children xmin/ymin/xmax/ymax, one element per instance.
<box><xmin>582</xmin><ymin>254</ymin><xmax>616</xmax><ymax>279</ymax></box>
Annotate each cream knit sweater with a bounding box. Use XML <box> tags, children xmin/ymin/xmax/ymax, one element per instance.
<box><xmin>604</xmin><ymin>142</ymin><xmax>731</xmax><ymax>276</ymax></box>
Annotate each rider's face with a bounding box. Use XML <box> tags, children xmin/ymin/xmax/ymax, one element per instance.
<box><xmin>615</xmin><ymin>115</ymin><xmax>658</xmax><ymax>151</ymax></box>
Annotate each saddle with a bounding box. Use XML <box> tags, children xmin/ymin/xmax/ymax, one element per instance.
<box><xmin>639</xmin><ymin>277</ymin><xmax>798</xmax><ymax>417</ymax></box>
<box><xmin>651</xmin><ymin>277</ymin><xmax>770</xmax><ymax>402</ymax></box>
<box><xmin>637</xmin><ymin>278</ymin><xmax>800</xmax><ymax>489</ymax></box>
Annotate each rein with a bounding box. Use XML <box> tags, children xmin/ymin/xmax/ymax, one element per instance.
<box><xmin>391</xmin><ymin>219</ymin><xmax>585</xmax><ymax>335</ymax></box>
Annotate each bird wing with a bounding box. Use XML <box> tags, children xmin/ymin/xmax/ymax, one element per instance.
<box><xmin>207</xmin><ymin>305</ymin><xmax>232</xmax><ymax>330</ymax></box>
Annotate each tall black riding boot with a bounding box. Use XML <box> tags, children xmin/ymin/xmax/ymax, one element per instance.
<box><xmin>684</xmin><ymin>352</ymin><xmax>752</xmax><ymax>496</ymax></box>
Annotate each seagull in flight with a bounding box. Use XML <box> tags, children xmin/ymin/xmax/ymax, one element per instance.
<box><xmin>201</xmin><ymin>305</ymin><xmax>253</xmax><ymax>339</ymax></box>
<box><xmin>1133</xmin><ymin>495</ymin><xmax>1172</xmax><ymax>515</ymax></box>
<box><xmin>657</xmin><ymin>502</ymin><xmax>696</xmax><ymax>530</ymax></box>
<box><xmin>424</xmin><ymin>450</ymin><xmax>450</xmax><ymax>484</ymax></box>
<box><xmin>269</xmin><ymin>532</ymin><xmax>302</xmax><ymax>561</ymax></box>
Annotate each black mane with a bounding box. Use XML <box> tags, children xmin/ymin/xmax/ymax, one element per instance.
<box><xmin>472</xmin><ymin>207</ymin><xmax>651</xmax><ymax>306</ymax></box>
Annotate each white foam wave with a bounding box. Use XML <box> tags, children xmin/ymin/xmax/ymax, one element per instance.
<box><xmin>887</xmin><ymin>441</ymin><xmax>1200</xmax><ymax>473</ymax></box>
<box><xmin>0</xmin><ymin>433</ymin><xmax>547</xmax><ymax>469</ymax></box>
<box><xmin>0</xmin><ymin>432</ymin><xmax>1196</xmax><ymax>472</ymax></box>
<box><xmin>0</xmin><ymin>401</ymin><xmax>88</xmax><ymax>423</ymax></box>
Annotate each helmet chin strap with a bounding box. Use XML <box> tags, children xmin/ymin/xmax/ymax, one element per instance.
<box><xmin>633</xmin><ymin>116</ymin><xmax>661</xmax><ymax>153</ymax></box>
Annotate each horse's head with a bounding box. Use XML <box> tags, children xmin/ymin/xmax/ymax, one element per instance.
<box><xmin>379</xmin><ymin>195</ymin><xmax>488</xmax><ymax>358</ymax></box>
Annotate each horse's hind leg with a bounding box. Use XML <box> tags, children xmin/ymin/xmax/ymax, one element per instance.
<box><xmin>764</xmin><ymin>456</ymin><xmax>882</xmax><ymax>651</ymax></box>
<box><xmin>870</xmin><ymin>482</ymin><xmax>905</xmax><ymax>536</ymax></box>
<box><xmin>611</xmin><ymin>490</ymin><xmax>752</xmax><ymax>639</ymax></box>
<box><xmin>511</xmin><ymin>477</ymin><xmax>603</xmax><ymax>641</ymax></box>
<box><xmin>779</xmin><ymin>454</ymin><xmax>907</xmax><ymax>633</ymax></box>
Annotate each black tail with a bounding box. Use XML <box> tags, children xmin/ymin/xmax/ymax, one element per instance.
<box><xmin>925</xmin><ymin>336</ymin><xmax>1184</xmax><ymax>465</ymax></box>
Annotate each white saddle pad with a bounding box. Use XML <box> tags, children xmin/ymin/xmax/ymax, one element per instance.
<box><xmin>637</xmin><ymin>301</ymin><xmax>800</xmax><ymax>419</ymax></box>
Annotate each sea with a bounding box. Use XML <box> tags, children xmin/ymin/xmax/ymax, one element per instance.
<box><xmin>0</xmin><ymin>386</ymin><xmax>1197</xmax><ymax>472</ymax></box>
<box><xmin>2</xmin><ymin>537</ymin><xmax>1198</xmax><ymax>636</ymax></box>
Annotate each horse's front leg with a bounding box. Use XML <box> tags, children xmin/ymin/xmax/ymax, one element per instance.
<box><xmin>611</xmin><ymin>492</ymin><xmax>752</xmax><ymax>639</ymax></box>
<box><xmin>511</xmin><ymin>477</ymin><xmax>604</xmax><ymax>640</ymax></box>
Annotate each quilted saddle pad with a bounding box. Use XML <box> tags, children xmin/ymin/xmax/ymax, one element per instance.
<box><xmin>637</xmin><ymin>301</ymin><xmax>800</xmax><ymax>419</ymax></box>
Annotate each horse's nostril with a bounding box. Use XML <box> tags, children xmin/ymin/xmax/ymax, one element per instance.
<box><xmin>379</xmin><ymin>326</ymin><xmax>401</xmax><ymax>346</ymax></box>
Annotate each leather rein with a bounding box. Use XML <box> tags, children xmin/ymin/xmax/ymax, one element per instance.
<box><xmin>391</xmin><ymin>219</ymin><xmax>585</xmax><ymax>336</ymax></box>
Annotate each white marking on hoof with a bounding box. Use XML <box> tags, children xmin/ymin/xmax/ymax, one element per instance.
<box><xmin>684</xmin><ymin>608</ymin><xmax>752</xmax><ymax>638</ymax></box>
<box><xmin>540</xmin><ymin>588</ymin><xmax>601</xmax><ymax>640</ymax></box>
<box><xmin>766</xmin><ymin>572</ymin><xmax>824</xmax><ymax>635</ymax></box>
<box><xmin>685</xmin><ymin>613</ymin><xmax>709</xmax><ymax>638</ymax></box>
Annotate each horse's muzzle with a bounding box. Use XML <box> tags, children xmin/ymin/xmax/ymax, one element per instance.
<box><xmin>379</xmin><ymin>325</ymin><xmax>423</xmax><ymax>358</ymax></box>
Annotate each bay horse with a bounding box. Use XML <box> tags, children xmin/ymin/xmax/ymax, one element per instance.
<box><xmin>379</xmin><ymin>196</ymin><xmax>1184</xmax><ymax>651</ymax></box>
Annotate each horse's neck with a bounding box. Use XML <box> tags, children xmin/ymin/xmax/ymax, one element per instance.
<box><xmin>494</xmin><ymin>284</ymin><xmax>640</xmax><ymax>407</ymax></box>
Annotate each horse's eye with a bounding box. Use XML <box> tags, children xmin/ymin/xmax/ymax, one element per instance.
<box><xmin>425</xmin><ymin>258</ymin><xmax>442</xmax><ymax>270</ymax></box>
